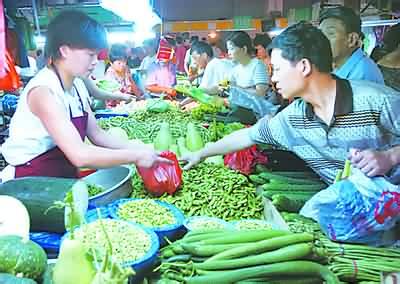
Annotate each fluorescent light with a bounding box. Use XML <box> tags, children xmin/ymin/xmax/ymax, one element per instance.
<box><xmin>100</xmin><ymin>0</ymin><xmax>161</xmax><ymax>44</ymax></box>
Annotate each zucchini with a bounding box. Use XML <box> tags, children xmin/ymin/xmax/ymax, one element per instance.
<box><xmin>0</xmin><ymin>235</ymin><xmax>47</xmax><ymax>280</ymax></box>
<box><xmin>258</xmin><ymin>172</ymin><xmax>317</xmax><ymax>185</ymax></box>
<box><xmin>262</xmin><ymin>191</ymin><xmax>315</xmax><ymax>200</ymax></box>
<box><xmin>270</xmin><ymin>171</ymin><xmax>320</xmax><ymax>179</ymax></box>
<box><xmin>0</xmin><ymin>273</ymin><xmax>37</xmax><ymax>284</ymax></box>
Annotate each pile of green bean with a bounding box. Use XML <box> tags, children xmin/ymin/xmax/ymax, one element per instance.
<box><xmin>97</xmin><ymin>109</ymin><xmax>211</xmax><ymax>144</ymax></box>
<box><xmin>131</xmin><ymin>163</ymin><xmax>263</xmax><ymax>221</ymax></box>
<box><xmin>117</xmin><ymin>199</ymin><xmax>176</xmax><ymax>228</ymax></box>
<box><xmin>75</xmin><ymin>219</ymin><xmax>151</xmax><ymax>264</ymax></box>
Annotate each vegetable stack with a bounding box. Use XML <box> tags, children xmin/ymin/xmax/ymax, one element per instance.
<box><xmin>156</xmin><ymin>228</ymin><xmax>339</xmax><ymax>284</ymax></box>
<box><xmin>250</xmin><ymin>165</ymin><xmax>327</xmax><ymax>212</ymax></box>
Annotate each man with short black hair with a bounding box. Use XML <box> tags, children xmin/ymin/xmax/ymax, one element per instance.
<box><xmin>319</xmin><ymin>6</ymin><xmax>384</xmax><ymax>83</ymax></box>
<box><xmin>182</xmin><ymin>22</ymin><xmax>400</xmax><ymax>186</ymax></box>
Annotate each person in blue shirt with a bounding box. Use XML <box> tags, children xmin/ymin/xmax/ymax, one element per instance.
<box><xmin>319</xmin><ymin>6</ymin><xmax>384</xmax><ymax>84</ymax></box>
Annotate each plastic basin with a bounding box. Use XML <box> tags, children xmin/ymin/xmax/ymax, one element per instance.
<box><xmin>109</xmin><ymin>198</ymin><xmax>185</xmax><ymax>246</ymax></box>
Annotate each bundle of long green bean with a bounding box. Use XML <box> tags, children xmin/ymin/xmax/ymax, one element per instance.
<box><xmin>97</xmin><ymin>108</ymin><xmax>211</xmax><ymax>144</ymax></box>
<box><xmin>322</xmin><ymin>239</ymin><xmax>400</xmax><ymax>283</ymax></box>
<box><xmin>130</xmin><ymin>163</ymin><xmax>263</xmax><ymax>221</ymax></box>
<box><xmin>282</xmin><ymin>213</ymin><xmax>400</xmax><ymax>283</ymax></box>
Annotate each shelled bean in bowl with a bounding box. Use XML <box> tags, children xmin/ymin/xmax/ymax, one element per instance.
<box><xmin>109</xmin><ymin>198</ymin><xmax>185</xmax><ymax>245</ymax></box>
<box><xmin>231</xmin><ymin>219</ymin><xmax>274</xmax><ymax>230</ymax></box>
<box><xmin>184</xmin><ymin>216</ymin><xmax>232</xmax><ymax>231</ymax></box>
<box><xmin>70</xmin><ymin>218</ymin><xmax>159</xmax><ymax>282</ymax></box>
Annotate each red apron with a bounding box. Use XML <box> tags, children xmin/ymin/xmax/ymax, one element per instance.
<box><xmin>15</xmin><ymin>68</ymin><xmax>88</xmax><ymax>178</ymax></box>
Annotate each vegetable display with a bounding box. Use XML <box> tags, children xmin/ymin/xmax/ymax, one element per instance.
<box><xmin>131</xmin><ymin>163</ymin><xmax>263</xmax><ymax>221</ymax></box>
<box><xmin>117</xmin><ymin>199</ymin><xmax>176</xmax><ymax>228</ymax></box>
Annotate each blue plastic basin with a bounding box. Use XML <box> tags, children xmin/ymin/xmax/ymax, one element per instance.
<box><xmin>109</xmin><ymin>198</ymin><xmax>185</xmax><ymax>246</ymax></box>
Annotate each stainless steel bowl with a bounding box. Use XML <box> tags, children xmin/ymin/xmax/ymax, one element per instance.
<box><xmin>83</xmin><ymin>166</ymin><xmax>133</xmax><ymax>207</ymax></box>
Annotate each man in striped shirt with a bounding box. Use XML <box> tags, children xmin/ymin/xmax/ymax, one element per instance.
<box><xmin>181</xmin><ymin>22</ymin><xmax>400</xmax><ymax>185</ymax></box>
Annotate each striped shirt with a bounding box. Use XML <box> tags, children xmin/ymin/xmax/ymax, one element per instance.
<box><xmin>249</xmin><ymin>77</ymin><xmax>400</xmax><ymax>184</ymax></box>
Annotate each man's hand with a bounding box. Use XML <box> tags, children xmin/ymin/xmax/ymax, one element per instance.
<box><xmin>180</xmin><ymin>151</ymin><xmax>203</xmax><ymax>170</ymax></box>
<box><xmin>348</xmin><ymin>148</ymin><xmax>393</xmax><ymax>177</ymax></box>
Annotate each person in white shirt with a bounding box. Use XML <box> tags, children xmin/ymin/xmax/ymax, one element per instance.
<box><xmin>1</xmin><ymin>10</ymin><xmax>168</xmax><ymax>181</ymax></box>
<box><xmin>190</xmin><ymin>41</ymin><xmax>234</xmax><ymax>94</ymax></box>
<box><xmin>227</xmin><ymin>31</ymin><xmax>269</xmax><ymax>97</ymax></box>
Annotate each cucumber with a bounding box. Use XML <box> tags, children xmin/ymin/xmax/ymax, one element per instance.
<box><xmin>258</xmin><ymin>172</ymin><xmax>318</xmax><ymax>185</ymax></box>
<box><xmin>262</xmin><ymin>191</ymin><xmax>316</xmax><ymax>200</ymax></box>
<box><xmin>262</xmin><ymin>182</ymin><xmax>325</xmax><ymax>192</ymax></box>
<box><xmin>272</xmin><ymin>194</ymin><xmax>310</xmax><ymax>213</ymax></box>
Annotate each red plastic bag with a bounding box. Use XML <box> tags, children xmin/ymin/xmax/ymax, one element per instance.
<box><xmin>224</xmin><ymin>145</ymin><xmax>268</xmax><ymax>175</ymax></box>
<box><xmin>137</xmin><ymin>151</ymin><xmax>183</xmax><ymax>196</ymax></box>
<box><xmin>0</xmin><ymin>50</ymin><xmax>21</xmax><ymax>92</ymax></box>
